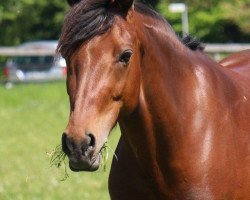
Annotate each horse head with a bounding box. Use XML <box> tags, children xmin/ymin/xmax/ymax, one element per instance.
<box><xmin>59</xmin><ymin>0</ymin><xmax>141</xmax><ymax>171</ymax></box>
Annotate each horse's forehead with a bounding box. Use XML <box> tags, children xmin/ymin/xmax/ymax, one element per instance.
<box><xmin>113</xmin><ymin>16</ymin><xmax>133</xmax><ymax>32</ymax></box>
<box><xmin>76</xmin><ymin>20</ymin><xmax>134</xmax><ymax>54</ymax></box>
<box><xmin>112</xmin><ymin>19</ymin><xmax>135</xmax><ymax>41</ymax></box>
<box><xmin>96</xmin><ymin>17</ymin><xmax>134</xmax><ymax>46</ymax></box>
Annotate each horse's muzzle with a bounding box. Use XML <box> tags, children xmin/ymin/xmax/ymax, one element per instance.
<box><xmin>61</xmin><ymin>132</ymin><xmax>100</xmax><ymax>171</ymax></box>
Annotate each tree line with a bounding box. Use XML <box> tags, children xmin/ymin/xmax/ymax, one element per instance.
<box><xmin>0</xmin><ymin>0</ymin><xmax>249</xmax><ymax>46</ymax></box>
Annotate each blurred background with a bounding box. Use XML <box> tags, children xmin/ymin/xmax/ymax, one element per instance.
<box><xmin>1</xmin><ymin>0</ymin><xmax>250</xmax><ymax>46</ymax></box>
<box><xmin>0</xmin><ymin>0</ymin><xmax>249</xmax><ymax>199</ymax></box>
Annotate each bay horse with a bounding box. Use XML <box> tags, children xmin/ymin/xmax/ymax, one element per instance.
<box><xmin>220</xmin><ymin>49</ymin><xmax>250</xmax><ymax>79</ymax></box>
<box><xmin>58</xmin><ymin>0</ymin><xmax>250</xmax><ymax>199</ymax></box>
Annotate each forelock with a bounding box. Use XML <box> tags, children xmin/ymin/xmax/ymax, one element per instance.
<box><xmin>58</xmin><ymin>0</ymin><xmax>115</xmax><ymax>59</ymax></box>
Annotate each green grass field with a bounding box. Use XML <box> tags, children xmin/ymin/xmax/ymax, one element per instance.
<box><xmin>0</xmin><ymin>82</ymin><xmax>120</xmax><ymax>200</ymax></box>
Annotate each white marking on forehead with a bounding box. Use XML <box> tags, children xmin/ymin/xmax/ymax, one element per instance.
<box><xmin>243</xmin><ymin>96</ymin><xmax>247</xmax><ymax>102</ymax></box>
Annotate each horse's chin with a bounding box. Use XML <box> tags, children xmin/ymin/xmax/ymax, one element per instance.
<box><xmin>69</xmin><ymin>154</ymin><xmax>101</xmax><ymax>172</ymax></box>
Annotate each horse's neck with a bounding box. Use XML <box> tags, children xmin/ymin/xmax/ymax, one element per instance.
<box><xmin>119</xmin><ymin>11</ymin><xmax>241</xmax><ymax>191</ymax></box>
<box><xmin>131</xmin><ymin>11</ymin><xmax>221</xmax><ymax>136</ymax></box>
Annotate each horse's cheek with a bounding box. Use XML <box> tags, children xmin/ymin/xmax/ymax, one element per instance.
<box><xmin>122</xmin><ymin>66</ymin><xmax>140</xmax><ymax>114</ymax></box>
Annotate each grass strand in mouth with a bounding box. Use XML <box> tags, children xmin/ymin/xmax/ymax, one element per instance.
<box><xmin>100</xmin><ymin>142</ymin><xmax>118</xmax><ymax>171</ymax></box>
<box><xmin>47</xmin><ymin>144</ymin><xmax>69</xmax><ymax>181</ymax></box>
<box><xmin>48</xmin><ymin>142</ymin><xmax>118</xmax><ymax>176</ymax></box>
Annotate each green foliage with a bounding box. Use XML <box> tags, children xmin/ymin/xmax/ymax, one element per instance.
<box><xmin>156</xmin><ymin>0</ymin><xmax>250</xmax><ymax>42</ymax></box>
<box><xmin>0</xmin><ymin>0</ymin><xmax>68</xmax><ymax>45</ymax></box>
<box><xmin>0</xmin><ymin>0</ymin><xmax>249</xmax><ymax>45</ymax></box>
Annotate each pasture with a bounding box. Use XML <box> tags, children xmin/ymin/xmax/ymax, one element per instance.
<box><xmin>0</xmin><ymin>82</ymin><xmax>120</xmax><ymax>200</ymax></box>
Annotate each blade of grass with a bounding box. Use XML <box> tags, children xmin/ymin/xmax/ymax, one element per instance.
<box><xmin>100</xmin><ymin>142</ymin><xmax>118</xmax><ymax>171</ymax></box>
<box><xmin>47</xmin><ymin>144</ymin><xmax>69</xmax><ymax>181</ymax></box>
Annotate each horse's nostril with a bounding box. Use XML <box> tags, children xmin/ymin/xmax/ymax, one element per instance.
<box><xmin>87</xmin><ymin>133</ymin><xmax>96</xmax><ymax>148</ymax></box>
<box><xmin>81</xmin><ymin>133</ymin><xmax>96</xmax><ymax>156</ymax></box>
<box><xmin>62</xmin><ymin>132</ymin><xmax>96</xmax><ymax>157</ymax></box>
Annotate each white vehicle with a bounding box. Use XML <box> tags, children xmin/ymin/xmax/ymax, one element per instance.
<box><xmin>3</xmin><ymin>41</ymin><xmax>66</xmax><ymax>85</ymax></box>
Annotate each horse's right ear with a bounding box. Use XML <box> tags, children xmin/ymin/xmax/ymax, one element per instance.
<box><xmin>110</xmin><ymin>0</ymin><xmax>134</xmax><ymax>13</ymax></box>
<box><xmin>67</xmin><ymin>0</ymin><xmax>81</xmax><ymax>6</ymax></box>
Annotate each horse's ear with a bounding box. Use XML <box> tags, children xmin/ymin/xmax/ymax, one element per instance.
<box><xmin>67</xmin><ymin>0</ymin><xmax>81</xmax><ymax>6</ymax></box>
<box><xmin>111</xmin><ymin>0</ymin><xmax>134</xmax><ymax>13</ymax></box>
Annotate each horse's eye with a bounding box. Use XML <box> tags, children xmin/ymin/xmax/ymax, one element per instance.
<box><xmin>119</xmin><ymin>50</ymin><xmax>133</xmax><ymax>65</ymax></box>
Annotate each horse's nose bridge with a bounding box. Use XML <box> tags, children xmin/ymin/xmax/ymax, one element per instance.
<box><xmin>64</xmin><ymin>111</ymin><xmax>97</xmax><ymax>145</ymax></box>
<box><xmin>74</xmin><ymin>86</ymin><xmax>100</xmax><ymax>113</ymax></box>
<box><xmin>66</xmin><ymin>113</ymin><xmax>87</xmax><ymax>140</ymax></box>
<box><xmin>66</xmin><ymin>80</ymin><xmax>107</xmax><ymax>143</ymax></box>
<box><xmin>66</xmin><ymin>104</ymin><xmax>98</xmax><ymax>139</ymax></box>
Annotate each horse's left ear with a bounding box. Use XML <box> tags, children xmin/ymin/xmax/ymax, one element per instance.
<box><xmin>111</xmin><ymin>0</ymin><xmax>134</xmax><ymax>13</ymax></box>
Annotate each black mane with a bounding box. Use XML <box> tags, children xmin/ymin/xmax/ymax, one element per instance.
<box><xmin>181</xmin><ymin>35</ymin><xmax>205</xmax><ymax>51</ymax></box>
<box><xmin>58</xmin><ymin>0</ymin><xmax>115</xmax><ymax>59</ymax></box>
<box><xmin>57</xmin><ymin>1</ymin><xmax>204</xmax><ymax>59</ymax></box>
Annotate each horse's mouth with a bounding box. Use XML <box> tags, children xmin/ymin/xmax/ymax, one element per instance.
<box><xmin>69</xmin><ymin>153</ymin><xmax>101</xmax><ymax>172</ymax></box>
